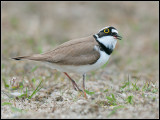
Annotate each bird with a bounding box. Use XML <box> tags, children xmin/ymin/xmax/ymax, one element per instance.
<box><xmin>12</xmin><ymin>26</ymin><xmax>122</xmax><ymax>98</ymax></box>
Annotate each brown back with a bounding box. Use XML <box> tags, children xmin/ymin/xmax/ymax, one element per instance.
<box><xmin>39</xmin><ymin>36</ymin><xmax>100</xmax><ymax>65</ymax></box>
<box><xmin>14</xmin><ymin>36</ymin><xmax>100</xmax><ymax>65</ymax></box>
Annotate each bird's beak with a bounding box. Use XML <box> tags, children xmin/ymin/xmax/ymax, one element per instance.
<box><xmin>114</xmin><ymin>34</ymin><xmax>122</xmax><ymax>40</ymax></box>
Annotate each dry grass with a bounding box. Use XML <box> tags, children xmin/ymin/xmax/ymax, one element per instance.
<box><xmin>1</xmin><ymin>1</ymin><xmax>159</xmax><ymax>119</ymax></box>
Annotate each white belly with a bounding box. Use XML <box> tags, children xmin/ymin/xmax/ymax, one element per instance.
<box><xmin>45</xmin><ymin>51</ymin><xmax>110</xmax><ymax>74</ymax></box>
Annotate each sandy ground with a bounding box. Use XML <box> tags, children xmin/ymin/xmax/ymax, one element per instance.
<box><xmin>1</xmin><ymin>1</ymin><xmax>159</xmax><ymax>119</ymax></box>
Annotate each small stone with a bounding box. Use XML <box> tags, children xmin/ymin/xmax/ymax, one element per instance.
<box><xmin>88</xmin><ymin>104</ymin><xmax>99</xmax><ymax>113</ymax></box>
<box><xmin>121</xmin><ymin>93</ymin><xmax>127</xmax><ymax>98</ymax></box>
<box><xmin>77</xmin><ymin>99</ymin><xmax>87</xmax><ymax>105</ymax></box>
<box><xmin>55</xmin><ymin>96</ymin><xmax>63</xmax><ymax>101</ymax></box>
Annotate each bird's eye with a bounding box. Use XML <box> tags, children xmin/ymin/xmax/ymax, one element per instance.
<box><xmin>104</xmin><ymin>28</ymin><xmax>110</xmax><ymax>33</ymax></box>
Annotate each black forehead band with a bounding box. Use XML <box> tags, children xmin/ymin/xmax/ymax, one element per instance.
<box><xmin>100</xmin><ymin>27</ymin><xmax>117</xmax><ymax>32</ymax></box>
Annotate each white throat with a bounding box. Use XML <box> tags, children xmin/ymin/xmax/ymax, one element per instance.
<box><xmin>95</xmin><ymin>34</ymin><xmax>117</xmax><ymax>50</ymax></box>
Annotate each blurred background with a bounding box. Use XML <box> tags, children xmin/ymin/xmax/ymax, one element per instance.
<box><xmin>1</xmin><ymin>1</ymin><xmax>159</xmax><ymax>119</ymax></box>
<box><xmin>2</xmin><ymin>1</ymin><xmax>159</xmax><ymax>74</ymax></box>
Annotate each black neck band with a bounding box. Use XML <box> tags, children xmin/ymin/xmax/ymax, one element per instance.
<box><xmin>93</xmin><ymin>35</ymin><xmax>113</xmax><ymax>55</ymax></box>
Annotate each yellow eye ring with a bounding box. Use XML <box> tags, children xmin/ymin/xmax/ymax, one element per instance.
<box><xmin>104</xmin><ymin>28</ymin><xmax>110</xmax><ymax>33</ymax></box>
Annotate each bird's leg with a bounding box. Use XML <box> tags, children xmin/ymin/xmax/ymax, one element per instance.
<box><xmin>64</xmin><ymin>72</ymin><xmax>82</xmax><ymax>91</ymax></box>
<box><xmin>82</xmin><ymin>73</ymin><xmax>87</xmax><ymax>99</ymax></box>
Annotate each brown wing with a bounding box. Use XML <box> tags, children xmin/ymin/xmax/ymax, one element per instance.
<box><xmin>41</xmin><ymin>36</ymin><xmax>100</xmax><ymax>65</ymax></box>
<box><xmin>12</xmin><ymin>36</ymin><xmax>100</xmax><ymax>65</ymax></box>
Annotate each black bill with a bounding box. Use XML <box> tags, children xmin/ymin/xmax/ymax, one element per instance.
<box><xmin>114</xmin><ymin>34</ymin><xmax>122</xmax><ymax>40</ymax></box>
<box><xmin>116</xmin><ymin>34</ymin><xmax>122</xmax><ymax>40</ymax></box>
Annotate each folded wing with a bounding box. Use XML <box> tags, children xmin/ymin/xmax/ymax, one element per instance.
<box><xmin>12</xmin><ymin>36</ymin><xmax>100</xmax><ymax>65</ymax></box>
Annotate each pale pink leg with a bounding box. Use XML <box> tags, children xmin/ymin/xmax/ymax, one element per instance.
<box><xmin>64</xmin><ymin>72</ymin><xmax>82</xmax><ymax>91</ymax></box>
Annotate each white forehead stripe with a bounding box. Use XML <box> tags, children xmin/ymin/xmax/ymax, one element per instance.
<box><xmin>112</xmin><ymin>29</ymin><xmax>118</xmax><ymax>34</ymax></box>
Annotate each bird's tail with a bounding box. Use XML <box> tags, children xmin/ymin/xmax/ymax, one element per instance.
<box><xmin>12</xmin><ymin>54</ymin><xmax>46</xmax><ymax>61</ymax></box>
<box><xmin>12</xmin><ymin>56</ymin><xmax>30</xmax><ymax>60</ymax></box>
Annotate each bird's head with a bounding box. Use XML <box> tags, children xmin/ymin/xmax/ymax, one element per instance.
<box><xmin>93</xmin><ymin>26</ymin><xmax>122</xmax><ymax>53</ymax></box>
<box><xmin>96</xmin><ymin>26</ymin><xmax>122</xmax><ymax>40</ymax></box>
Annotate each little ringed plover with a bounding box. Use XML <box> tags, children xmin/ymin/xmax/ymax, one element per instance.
<box><xmin>12</xmin><ymin>26</ymin><xmax>122</xmax><ymax>97</ymax></box>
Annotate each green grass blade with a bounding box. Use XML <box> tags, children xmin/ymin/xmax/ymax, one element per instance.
<box><xmin>31</xmin><ymin>66</ymin><xmax>38</xmax><ymax>73</ymax></box>
<box><xmin>28</xmin><ymin>80</ymin><xmax>43</xmax><ymax>99</ymax></box>
<box><xmin>107</xmin><ymin>105</ymin><xmax>124</xmax><ymax>117</ymax></box>
<box><xmin>2</xmin><ymin>102</ymin><xmax>12</xmax><ymax>106</ymax></box>
<box><xmin>84</xmin><ymin>90</ymin><xmax>95</xmax><ymax>95</ymax></box>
